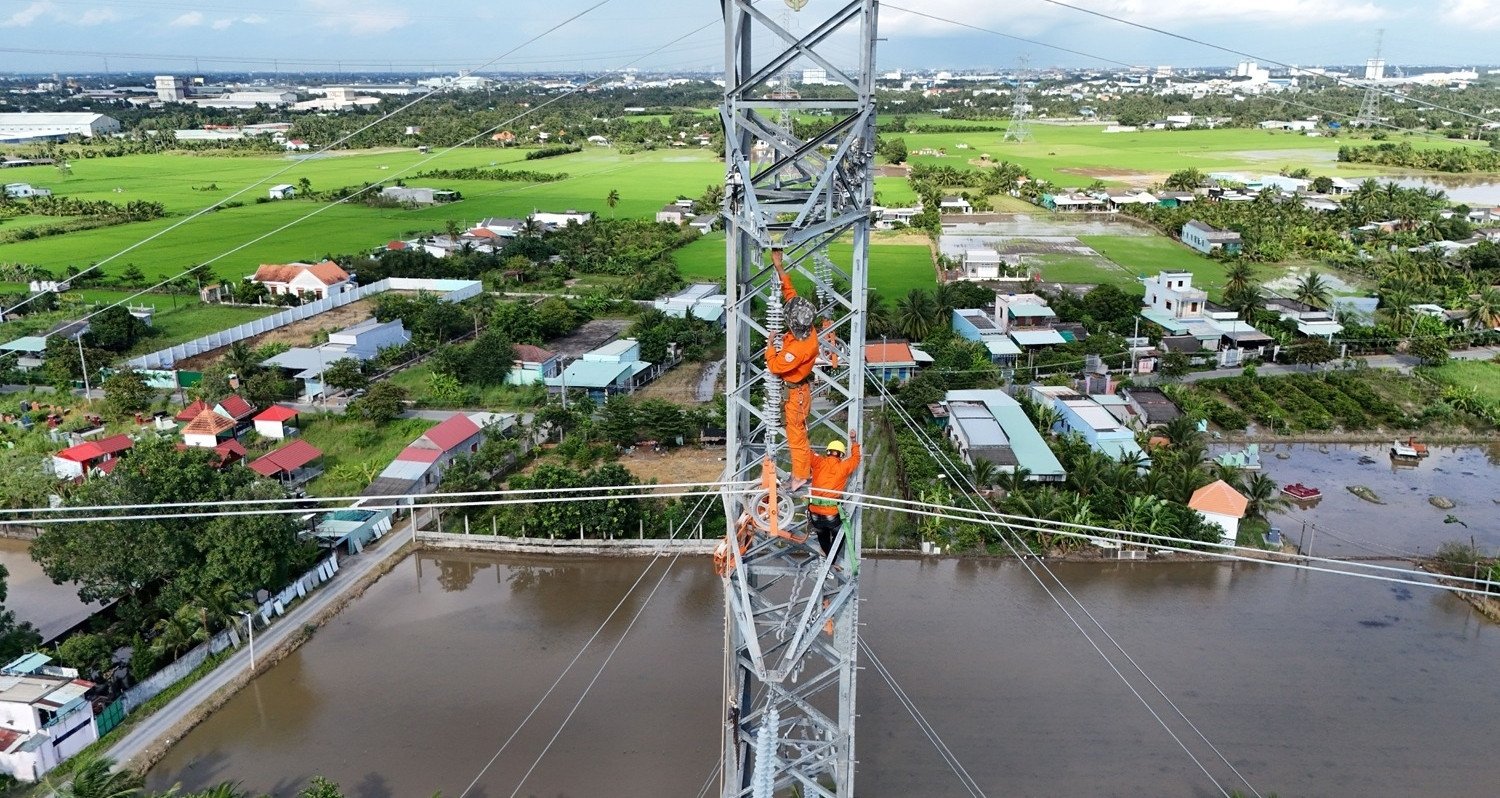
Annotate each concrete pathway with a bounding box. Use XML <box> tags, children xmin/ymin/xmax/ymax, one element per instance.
<box><xmin>103</xmin><ymin>510</ymin><xmax>427</xmax><ymax>770</ymax></box>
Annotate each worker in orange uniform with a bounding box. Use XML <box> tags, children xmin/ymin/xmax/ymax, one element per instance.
<box><xmin>764</xmin><ymin>248</ymin><xmax>824</xmax><ymax>491</ymax></box>
<box><xmin>808</xmin><ymin>434</ymin><xmax>860</xmax><ymax>559</ymax></box>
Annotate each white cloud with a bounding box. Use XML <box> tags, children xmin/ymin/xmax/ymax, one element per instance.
<box><xmin>308</xmin><ymin>0</ymin><xmax>410</xmax><ymax>35</ymax></box>
<box><xmin>211</xmin><ymin>18</ymin><xmax>233</xmax><ymax>30</ymax></box>
<box><xmin>169</xmin><ymin>11</ymin><xmax>203</xmax><ymax>28</ymax></box>
<box><xmin>74</xmin><ymin>7</ymin><xmax>122</xmax><ymax>26</ymax></box>
<box><xmin>208</xmin><ymin>14</ymin><xmax>268</xmax><ymax>30</ymax></box>
<box><xmin>1441</xmin><ymin>0</ymin><xmax>1499</xmax><ymax>30</ymax></box>
<box><xmin>1</xmin><ymin>1</ymin><xmax>51</xmax><ymax>28</ymax></box>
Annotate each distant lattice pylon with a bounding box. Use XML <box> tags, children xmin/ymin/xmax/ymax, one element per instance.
<box><xmin>1354</xmin><ymin>30</ymin><xmax>1384</xmax><ymax>128</ymax></box>
<box><xmin>1005</xmin><ymin>55</ymin><xmax>1032</xmax><ymax>143</ymax></box>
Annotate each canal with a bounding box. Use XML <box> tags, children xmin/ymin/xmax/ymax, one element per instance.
<box><xmin>0</xmin><ymin>538</ymin><xmax>99</xmax><ymax>641</ymax></box>
<box><xmin>150</xmin><ymin>550</ymin><xmax>1500</xmax><ymax>797</ymax></box>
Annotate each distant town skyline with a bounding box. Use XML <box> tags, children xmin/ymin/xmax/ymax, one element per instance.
<box><xmin>0</xmin><ymin>0</ymin><xmax>1496</xmax><ymax>75</ymax></box>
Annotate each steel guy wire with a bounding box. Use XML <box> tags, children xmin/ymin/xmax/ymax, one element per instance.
<box><xmin>0</xmin><ymin>0</ymin><xmax>622</xmax><ymax>320</ymax></box>
<box><xmin>497</xmin><ymin>484</ymin><xmax>719</xmax><ymax>798</ymax></box>
<box><xmin>859</xmin><ymin>637</ymin><xmax>987</xmax><ymax>797</ymax></box>
<box><xmin>870</xmin><ymin>376</ymin><xmax>1247</xmax><ymax>797</ymax></box>
<box><xmin>454</xmin><ymin>479</ymin><xmax>721</xmax><ymax>798</ymax></box>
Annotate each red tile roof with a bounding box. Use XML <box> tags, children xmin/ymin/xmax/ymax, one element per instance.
<box><xmin>386</xmin><ymin>240</ymin><xmax>408</xmax><ymax>250</ymax></box>
<box><xmin>421</xmin><ymin>414</ymin><xmax>482</xmax><ymax>453</ymax></box>
<box><xmin>0</xmin><ymin>728</ymin><xmax>20</xmax><ymax>752</ymax></box>
<box><xmin>254</xmin><ymin>404</ymin><xmax>299</xmax><ymax>423</ymax></box>
<box><xmin>216</xmin><ymin>439</ymin><xmax>248</xmax><ymax>459</ymax></box>
<box><xmin>216</xmin><ymin>395</ymin><xmax>256</xmax><ymax>420</ymax></box>
<box><xmin>56</xmin><ymin>434</ymin><xmax>133</xmax><ymax>463</ymax></box>
<box><xmin>183</xmin><ymin>410</ymin><xmax>235</xmax><ymax>437</ymax></box>
<box><xmin>395</xmin><ymin>445</ymin><xmax>442</xmax><ymax>463</ymax></box>
<box><xmin>248</xmin><ymin>439</ymin><xmax>323</xmax><ymax>477</ymax></box>
<box><xmin>175</xmin><ymin>399</ymin><xmax>209</xmax><ymax>422</ymax></box>
<box><xmin>252</xmin><ymin>260</ymin><xmax>350</xmax><ymax>287</ymax></box>
<box><xmin>1189</xmin><ymin>480</ymin><xmax>1249</xmax><ymax>518</ymax></box>
<box><xmin>512</xmin><ymin>344</ymin><xmax>557</xmax><ymax>364</ymax></box>
<box><xmin>864</xmin><ymin>340</ymin><xmax>917</xmax><ymax>365</ymax></box>
<box><xmin>95</xmin><ymin>458</ymin><xmax>121</xmax><ymax>475</ymax></box>
<box><xmin>467</xmin><ymin>227</ymin><xmax>500</xmax><ymax>239</ymax></box>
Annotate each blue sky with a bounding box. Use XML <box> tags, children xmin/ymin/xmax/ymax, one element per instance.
<box><xmin>0</xmin><ymin>0</ymin><xmax>1493</xmax><ymax>75</ymax></box>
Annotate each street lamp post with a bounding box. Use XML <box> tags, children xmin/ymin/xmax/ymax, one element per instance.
<box><xmin>236</xmin><ymin>610</ymin><xmax>256</xmax><ymax>670</ymax></box>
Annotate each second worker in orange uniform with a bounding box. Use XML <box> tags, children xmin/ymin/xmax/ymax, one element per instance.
<box><xmin>764</xmin><ymin>248</ymin><xmax>832</xmax><ymax>491</ymax></box>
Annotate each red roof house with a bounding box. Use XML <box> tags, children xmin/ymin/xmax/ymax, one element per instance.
<box><xmin>52</xmin><ymin>434</ymin><xmax>133</xmax><ymax>480</ymax></box>
<box><xmin>175</xmin><ymin>399</ymin><xmax>209</xmax><ymax>423</ymax></box>
<box><xmin>411</xmin><ymin>413</ymin><xmax>483</xmax><ymax>456</ymax></box>
<box><xmin>253</xmin><ymin>404</ymin><xmax>300</xmax><ymax>440</ymax></box>
<box><xmin>248</xmin><ymin>439</ymin><xmax>324</xmax><ymax>482</ymax></box>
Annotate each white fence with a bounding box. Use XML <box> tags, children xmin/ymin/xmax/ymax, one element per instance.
<box><xmin>126</xmin><ymin>278</ymin><xmax>482</xmax><ymax>370</ymax></box>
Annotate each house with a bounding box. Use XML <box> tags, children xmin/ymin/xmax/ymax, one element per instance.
<box><xmin>51</xmin><ymin>434</ymin><xmax>132</xmax><ymax>480</ymax></box>
<box><xmin>1180</xmin><ymin>220</ymin><xmax>1243</xmax><ymax>255</ymax></box>
<box><xmin>960</xmin><ymin>249</ymin><xmax>1006</xmax><ymax>280</ymax></box>
<box><xmin>866</xmin><ymin>340</ymin><xmax>920</xmax><ymax>383</ymax></box>
<box><xmin>2</xmin><ymin>183</ymin><xmax>51</xmax><ymax>199</ymax></box>
<box><xmin>251</xmin><ymin>261</ymin><xmax>353</xmax><ymax>300</ymax></box>
<box><xmin>1042</xmin><ymin>192</ymin><xmax>1107</xmax><ymax>212</ymax></box>
<box><xmin>653</xmin><ymin>284</ymin><xmax>726</xmax><ymax>325</ymax></box>
<box><xmin>1140</xmin><ymin>271</ymin><xmax>1271</xmax><ymax>363</ymax></box>
<box><xmin>475</xmin><ymin>217</ymin><xmax>526</xmax><ymax>237</ymax></box>
<box><xmin>248</xmin><ymin>440</ymin><xmax>324</xmax><ymax>486</ymax></box>
<box><xmin>938</xmin><ymin>196</ymin><xmax>972</xmax><ymax>215</ymax></box>
<box><xmin>689</xmin><ymin>215</ymin><xmax>717</xmax><ymax>234</ymax></box>
<box><xmin>656</xmin><ymin>204</ymin><xmax>689</xmax><ymax>225</ymax></box>
<box><xmin>1155</xmin><ymin>191</ymin><xmax>1197</xmax><ymax>208</ymax></box>
<box><xmin>253</xmin><ymin>405</ymin><xmax>300</xmax><ymax>440</ymax></box>
<box><xmin>182</xmin><ymin>410</ymin><xmax>237</xmax><ymax>449</ymax></box>
<box><xmin>1104</xmin><ymin>191</ymin><xmax>1157</xmax><ymax>210</ymax></box>
<box><xmin>267</xmin><ymin>184</ymin><xmax>296</xmax><ymax>200</ymax></box>
<box><xmin>940</xmin><ymin>390</ymin><xmax>1065</xmax><ymax>482</ymax></box>
<box><xmin>952</xmin><ymin>308</ymin><xmax>1021</xmax><ymax>366</ymax></box>
<box><xmin>0</xmin><ymin>337</ymin><xmax>49</xmax><ymax>372</ymax></box>
<box><xmin>1030</xmin><ymin>386</ymin><xmax>1148</xmax><ymax>466</ymax></box>
<box><xmin>379</xmin><ymin>186</ymin><xmax>461</xmax><ymax>205</ymax></box>
<box><xmin>1263</xmin><ymin>297</ymin><xmax>1343</xmax><ymax>339</ymax></box>
<box><xmin>545</xmin><ymin>339</ymin><xmax>658</xmax><ymax>400</ymax></box>
<box><xmin>262</xmin><ymin>318</ymin><xmax>411</xmax><ymax>399</ymax></box>
<box><xmin>530</xmin><ymin>209</ymin><xmax>593</xmax><ymax>228</ymax></box>
<box><xmin>1189</xmin><ymin>479</ymin><xmax>1248</xmax><ymax>546</ymax></box>
<box><xmin>1122</xmin><ymin>387</ymin><xmax>1182</xmax><ymax>428</ymax></box>
<box><xmin>994</xmin><ymin>293</ymin><xmax>1066</xmax><ymax>349</ymax></box>
<box><xmin>366</xmin><ymin>412</ymin><xmax>509</xmax><ymax>496</ymax></box>
<box><xmin>0</xmin><ymin>654</ymin><xmax>97</xmax><ymax>783</ymax></box>
<box><xmin>509</xmin><ymin>344</ymin><xmax>562</xmax><ymax>386</ymax></box>
<box><xmin>875</xmin><ymin>205</ymin><xmax>922</xmax><ymax>229</ymax></box>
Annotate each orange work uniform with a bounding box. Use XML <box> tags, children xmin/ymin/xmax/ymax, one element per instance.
<box><xmin>808</xmin><ymin>442</ymin><xmax>860</xmax><ymax>518</ymax></box>
<box><xmin>765</xmin><ymin>270</ymin><xmax>820</xmax><ymax>480</ymax></box>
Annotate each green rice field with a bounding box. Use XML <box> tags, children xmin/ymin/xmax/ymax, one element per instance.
<box><xmin>1421</xmin><ymin>360</ymin><xmax>1500</xmax><ymax>404</ymax></box>
<box><xmin>674</xmin><ymin>232</ymin><xmax>936</xmax><ymax>297</ymax></box>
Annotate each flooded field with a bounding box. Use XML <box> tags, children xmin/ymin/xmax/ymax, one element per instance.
<box><xmin>151</xmin><ymin>551</ymin><xmax>1500</xmax><ymax>797</ymax></box>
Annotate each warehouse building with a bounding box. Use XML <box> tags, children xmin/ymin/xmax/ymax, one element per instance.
<box><xmin>0</xmin><ymin>113</ymin><xmax>121</xmax><ymax>143</ymax></box>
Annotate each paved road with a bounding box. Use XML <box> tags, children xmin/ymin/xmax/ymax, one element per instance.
<box><xmin>1179</xmin><ymin>345</ymin><xmax>1499</xmax><ymax>383</ymax></box>
<box><xmin>103</xmin><ymin>511</ymin><xmax>425</xmax><ymax>770</ymax></box>
<box><xmin>696</xmin><ymin>359</ymin><xmax>724</xmax><ymax>402</ymax></box>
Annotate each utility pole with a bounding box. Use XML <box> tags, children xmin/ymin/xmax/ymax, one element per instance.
<box><xmin>720</xmin><ymin>0</ymin><xmax>876</xmax><ymax>795</ymax></box>
<box><xmin>76</xmin><ymin>334</ymin><xmax>92</xmax><ymax>405</ymax></box>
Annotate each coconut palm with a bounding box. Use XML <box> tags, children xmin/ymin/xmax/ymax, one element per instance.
<box><xmin>518</xmin><ymin>217</ymin><xmax>543</xmax><ymax>239</ymax></box>
<box><xmin>895</xmin><ymin>289</ymin><xmax>938</xmax><ymax>340</ymax></box>
<box><xmin>605</xmin><ymin>189</ymin><xmax>620</xmax><ymax>217</ymax></box>
<box><xmin>1030</xmin><ymin>404</ymin><xmax>1062</xmax><ymax>436</ymax></box>
<box><xmin>864</xmin><ymin>290</ymin><xmax>896</xmax><ymax>338</ymax></box>
<box><xmin>48</xmin><ymin>754</ymin><xmax>145</xmax><ymax>798</ymax></box>
<box><xmin>970</xmin><ymin>458</ymin><xmax>998</xmax><ymax>491</ymax></box>
<box><xmin>150</xmin><ymin>606</ymin><xmax>204</xmax><ymax>662</ymax></box>
<box><xmin>1293</xmin><ymin>271</ymin><xmax>1332</xmax><ymax>309</ymax></box>
<box><xmin>222</xmin><ymin>341</ymin><xmax>261</xmax><ymax>381</ymax></box>
<box><xmin>1222</xmin><ymin>261</ymin><xmax>1256</xmax><ymax>296</ymax></box>
<box><xmin>1161</xmin><ymin>416</ymin><xmax>1202</xmax><ymax>448</ymax></box>
<box><xmin>1463</xmin><ymin>287</ymin><xmax>1500</xmax><ymax>331</ymax></box>
<box><xmin>1242</xmin><ymin>473</ymin><xmax>1287</xmax><ymax>521</ymax></box>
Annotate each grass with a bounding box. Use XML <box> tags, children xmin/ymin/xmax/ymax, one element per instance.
<box><xmin>1074</xmin><ymin>234</ymin><xmax>1274</xmax><ymax>296</ymax></box>
<box><xmin>128</xmin><ymin>303</ymin><xmax>276</xmax><ymax>357</ymax></box>
<box><xmin>385</xmin><ymin>363</ymin><xmax>549</xmax><ymax>410</ymax></box>
<box><xmin>1033</xmin><ymin>254</ymin><xmax>1140</xmax><ymax>290</ymax></box>
<box><xmin>1421</xmin><ymin>360</ymin><xmax>1500</xmax><ymax>404</ymax></box>
<box><xmin>673</xmin><ymin>232</ymin><xmax>936</xmax><ymax>297</ymax></box>
<box><xmin>297</xmin><ymin>414</ymin><xmax>436</xmax><ymax>497</ymax></box>
<box><xmin>895</xmin><ymin>119</ymin><xmax>1461</xmax><ymax>187</ymax></box>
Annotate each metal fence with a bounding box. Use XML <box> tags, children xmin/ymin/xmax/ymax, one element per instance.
<box><xmin>125</xmin><ymin>278</ymin><xmax>482</xmax><ymax>370</ymax></box>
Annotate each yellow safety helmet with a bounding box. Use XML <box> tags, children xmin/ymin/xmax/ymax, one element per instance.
<box><xmin>825</xmin><ymin>440</ymin><xmax>848</xmax><ymax>455</ymax></box>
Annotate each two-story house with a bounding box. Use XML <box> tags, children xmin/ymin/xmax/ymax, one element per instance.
<box><xmin>995</xmin><ymin>292</ymin><xmax>1066</xmax><ymax>349</ymax></box>
<box><xmin>1263</xmin><ymin>296</ymin><xmax>1344</xmax><ymax>340</ymax></box>
<box><xmin>1140</xmin><ymin>271</ymin><xmax>1272</xmax><ymax>365</ymax></box>
<box><xmin>952</xmin><ymin>308</ymin><xmax>1022</xmax><ymax>367</ymax></box>
<box><xmin>0</xmin><ymin>654</ymin><xmax>97</xmax><ymax>783</ymax></box>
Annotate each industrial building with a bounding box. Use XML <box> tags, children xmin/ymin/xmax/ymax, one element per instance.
<box><xmin>0</xmin><ymin>113</ymin><xmax>120</xmax><ymax>143</ymax></box>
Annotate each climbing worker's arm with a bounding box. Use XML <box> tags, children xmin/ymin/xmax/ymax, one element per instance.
<box><xmin>771</xmin><ymin>248</ymin><xmax>796</xmax><ymax>301</ymax></box>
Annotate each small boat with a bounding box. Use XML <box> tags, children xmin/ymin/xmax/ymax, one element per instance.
<box><xmin>1282</xmin><ymin>483</ymin><xmax>1322</xmax><ymax>501</ymax></box>
<box><xmin>1390</xmin><ymin>437</ymin><xmax>1429</xmax><ymax>460</ymax></box>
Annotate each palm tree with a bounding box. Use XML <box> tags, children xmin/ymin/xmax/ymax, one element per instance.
<box><xmin>222</xmin><ymin>341</ymin><xmax>261</xmax><ymax>381</ymax></box>
<box><xmin>1031</xmin><ymin>404</ymin><xmax>1062</xmax><ymax>436</ymax></box>
<box><xmin>1242</xmin><ymin>473</ymin><xmax>1287</xmax><ymax>521</ymax></box>
<box><xmin>1161</xmin><ymin>416</ymin><xmax>1202</xmax><ymax>448</ymax></box>
<box><xmin>1293</xmin><ymin>271</ymin><xmax>1332</xmax><ymax>309</ymax></box>
<box><xmin>48</xmin><ymin>754</ymin><xmax>145</xmax><ymax>798</ymax></box>
<box><xmin>151</xmin><ymin>606</ymin><xmax>204</xmax><ymax>662</ymax></box>
<box><xmin>194</xmin><ymin>585</ymin><xmax>254</xmax><ymax>641</ymax></box>
<box><xmin>444</xmin><ymin>219</ymin><xmax>462</xmax><ymax>244</ymax></box>
<box><xmin>864</xmin><ymin>290</ymin><xmax>895</xmax><ymax>337</ymax></box>
<box><xmin>970</xmin><ymin>458</ymin><xmax>998</xmax><ymax>491</ymax></box>
<box><xmin>1223</xmin><ymin>261</ymin><xmax>1256</xmax><ymax>296</ymax></box>
<box><xmin>998</xmin><ymin>466</ymin><xmax>1031</xmax><ymax>496</ymax></box>
<box><xmin>519</xmin><ymin>217</ymin><xmax>543</xmax><ymax>239</ymax></box>
<box><xmin>895</xmin><ymin>289</ymin><xmax>938</xmax><ymax>340</ymax></box>
<box><xmin>1463</xmin><ymin>286</ymin><xmax>1500</xmax><ymax>331</ymax></box>
<box><xmin>605</xmin><ymin>189</ymin><xmax>620</xmax><ymax>217</ymax></box>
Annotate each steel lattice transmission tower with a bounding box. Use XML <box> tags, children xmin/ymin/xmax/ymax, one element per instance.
<box><xmin>717</xmin><ymin>0</ymin><xmax>877</xmax><ymax>796</ymax></box>
<box><xmin>1355</xmin><ymin>30</ymin><xmax>1385</xmax><ymax>128</ymax></box>
<box><xmin>1004</xmin><ymin>55</ymin><xmax>1032</xmax><ymax>143</ymax></box>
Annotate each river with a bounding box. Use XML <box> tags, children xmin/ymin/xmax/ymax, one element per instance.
<box><xmin>0</xmin><ymin>538</ymin><xmax>98</xmax><ymax>641</ymax></box>
<box><xmin>149</xmin><ymin>551</ymin><xmax>1500</xmax><ymax>797</ymax></box>
<box><xmin>1382</xmin><ymin>175</ymin><xmax>1500</xmax><ymax>206</ymax></box>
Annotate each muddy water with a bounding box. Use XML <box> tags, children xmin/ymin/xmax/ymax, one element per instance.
<box><xmin>0</xmin><ymin>538</ymin><xmax>98</xmax><ymax>640</ymax></box>
<box><xmin>1244</xmin><ymin>443</ymin><xmax>1500</xmax><ymax>557</ymax></box>
<box><xmin>1382</xmin><ymin>176</ymin><xmax>1500</xmax><ymax>207</ymax></box>
<box><xmin>150</xmin><ymin>552</ymin><xmax>1500</xmax><ymax>798</ymax></box>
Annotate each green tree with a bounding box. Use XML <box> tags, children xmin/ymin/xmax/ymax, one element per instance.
<box><xmin>298</xmin><ymin>777</ymin><xmax>345</xmax><ymax>798</ymax></box>
<box><xmin>637</xmin><ymin>398</ymin><xmax>687</xmax><ymax>443</ymax></box>
<box><xmin>85</xmin><ymin>306</ymin><xmax>151</xmax><ymax>353</ymax></box>
<box><xmin>534</xmin><ymin>297</ymin><xmax>582</xmax><ymax>340</ymax></box>
<box><xmin>321</xmin><ymin>357</ymin><xmax>368</xmax><ymax>393</ymax></box>
<box><xmin>466</xmin><ymin>329</ymin><xmax>516</xmax><ymax>387</ymax></box>
<box><xmin>47</xmin><ymin>754</ymin><xmax>144</xmax><ymax>798</ymax></box>
<box><xmin>895</xmin><ymin>289</ymin><xmax>938</xmax><ymax>340</ymax></box>
<box><xmin>222</xmin><ymin>341</ymin><xmax>263</xmax><ymax>380</ymax></box>
<box><xmin>1163</xmin><ymin>168</ymin><xmax>1205</xmax><ymax>191</ymax></box>
<box><xmin>1293</xmin><ymin>271</ymin><xmax>1332</xmax><ymax>309</ymax></box>
<box><xmin>1409</xmin><ymin>335</ymin><xmax>1450</xmax><ymax>365</ymax></box>
<box><xmin>102</xmin><ymin>367</ymin><xmax>154</xmax><ymax>418</ymax></box>
<box><xmin>241</xmin><ymin>370</ymin><xmax>293</xmax><ymax>406</ymax></box>
<box><xmin>1223</xmin><ymin>261</ymin><xmax>1256</xmax><ymax>297</ymax></box>
<box><xmin>1242</xmin><ymin>473</ymin><xmax>1287</xmax><ymax>521</ymax></box>
<box><xmin>348</xmin><ymin>382</ymin><xmax>409</xmax><ymax>423</ymax></box>
<box><xmin>606</xmin><ymin>188</ymin><xmax>620</xmax><ymax>217</ymax></box>
<box><xmin>56</xmin><ymin>631</ymin><xmax>113</xmax><ymax>678</ymax></box>
<box><xmin>117</xmin><ymin>264</ymin><xmax>146</xmax><ymax>286</ymax></box>
<box><xmin>598</xmin><ymin>395</ymin><xmax>638</xmax><ymax>447</ymax></box>
<box><xmin>1288</xmin><ymin>338</ymin><xmax>1337</xmax><ymax>370</ymax></box>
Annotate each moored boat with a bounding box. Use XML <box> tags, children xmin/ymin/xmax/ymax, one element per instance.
<box><xmin>1282</xmin><ymin>482</ymin><xmax>1322</xmax><ymax>501</ymax></box>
